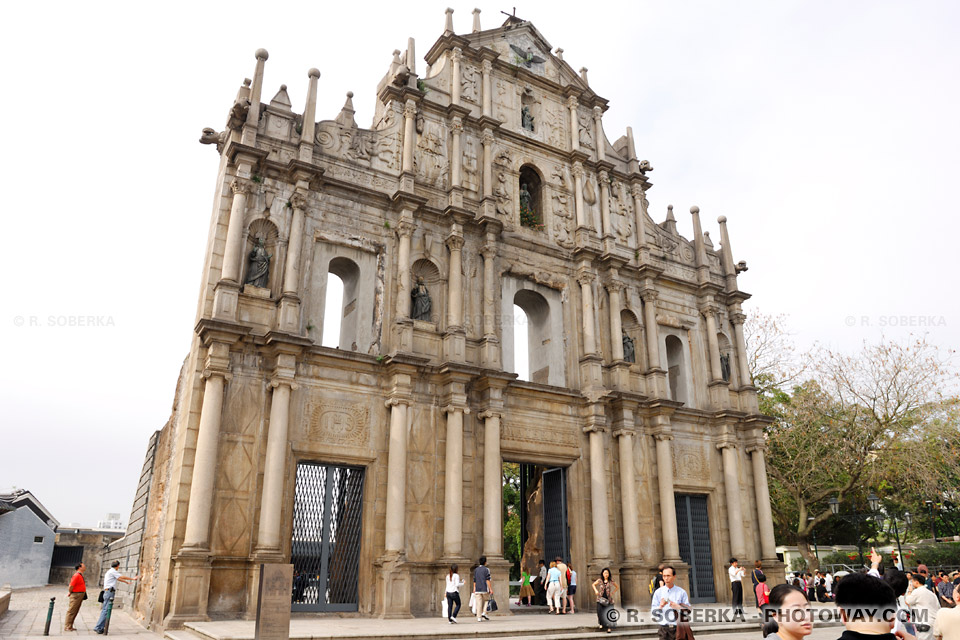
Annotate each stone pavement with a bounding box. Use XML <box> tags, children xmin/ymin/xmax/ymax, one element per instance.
<box><xmin>0</xmin><ymin>585</ymin><xmax>161</xmax><ymax>639</ymax></box>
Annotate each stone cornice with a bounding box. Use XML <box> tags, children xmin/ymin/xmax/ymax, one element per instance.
<box><xmin>195</xmin><ymin>317</ymin><xmax>251</xmax><ymax>347</ymax></box>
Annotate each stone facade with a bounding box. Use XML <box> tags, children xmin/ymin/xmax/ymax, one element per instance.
<box><xmin>49</xmin><ymin>529</ymin><xmax>123</xmax><ymax>586</ymax></box>
<box><xmin>132</xmin><ymin>11</ymin><xmax>782</xmax><ymax>630</ymax></box>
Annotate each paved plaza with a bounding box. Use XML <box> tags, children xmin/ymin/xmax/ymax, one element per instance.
<box><xmin>0</xmin><ymin>586</ymin><xmax>846</xmax><ymax>640</ymax></box>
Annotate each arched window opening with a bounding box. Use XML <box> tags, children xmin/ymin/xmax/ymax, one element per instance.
<box><xmin>620</xmin><ymin>309</ymin><xmax>642</xmax><ymax>366</ymax></box>
<box><xmin>666</xmin><ymin>334</ymin><xmax>687</xmax><ymax>404</ymax></box>
<box><xmin>518</xmin><ymin>165</ymin><xmax>543</xmax><ymax>230</ymax></box>
<box><xmin>321</xmin><ymin>273</ymin><xmax>344</xmax><ymax>348</ymax></box>
<box><xmin>324</xmin><ymin>257</ymin><xmax>361</xmax><ymax>351</ymax></box>
<box><xmin>514</xmin><ymin>289</ymin><xmax>551</xmax><ymax>384</ymax></box>
<box><xmin>512</xmin><ymin>304</ymin><xmax>530</xmax><ymax>381</ymax></box>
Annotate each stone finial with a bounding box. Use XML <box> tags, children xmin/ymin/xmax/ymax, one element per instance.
<box><xmin>255</xmin><ymin>48</ymin><xmax>269</xmax><ymax>61</ymax></box>
<box><xmin>308</xmin><ymin>68</ymin><xmax>320</xmax><ymax>79</ymax></box>
<box><xmin>269</xmin><ymin>84</ymin><xmax>292</xmax><ymax>110</ymax></box>
<box><xmin>555</xmin><ymin>47</ymin><xmax>564</xmax><ymax>61</ymax></box>
<box><xmin>472</xmin><ymin>8</ymin><xmax>481</xmax><ymax>33</ymax></box>
<box><xmin>690</xmin><ymin>205</ymin><xmax>699</xmax><ymax>214</ymax></box>
<box><xmin>717</xmin><ymin>215</ymin><xmax>727</xmax><ymax>224</ymax></box>
<box><xmin>662</xmin><ymin>204</ymin><xmax>678</xmax><ymax>235</ymax></box>
<box><xmin>444</xmin><ymin>7</ymin><xmax>454</xmax><ymax>35</ymax></box>
<box><xmin>703</xmin><ymin>231</ymin><xmax>714</xmax><ymax>248</ymax></box>
<box><xmin>579</xmin><ymin>67</ymin><xmax>589</xmax><ymax>84</ymax></box>
<box><xmin>666</xmin><ymin>205</ymin><xmax>675</xmax><ymax>220</ymax></box>
<box><xmin>335</xmin><ymin>92</ymin><xmax>358</xmax><ymax>129</ymax></box>
<box><xmin>406</xmin><ymin>38</ymin><xmax>417</xmax><ymax>76</ymax></box>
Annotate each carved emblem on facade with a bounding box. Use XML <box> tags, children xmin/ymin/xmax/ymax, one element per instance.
<box><xmin>306</xmin><ymin>402</ymin><xmax>369</xmax><ymax>446</ymax></box>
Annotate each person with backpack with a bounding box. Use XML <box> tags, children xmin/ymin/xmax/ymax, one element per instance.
<box><xmin>752</xmin><ymin>561</ymin><xmax>766</xmax><ymax>608</ymax></box>
<box><xmin>566</xmin><ymin>563</ymin><xmax>577</xmax><ymax>614</ymax></box>
<box><xmin>556</xmin><ymin>557</ymin><xmax>569</xmax><ymax>613</ymax></box>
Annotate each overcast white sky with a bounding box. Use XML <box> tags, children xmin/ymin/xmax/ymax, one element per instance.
<box><xmin>2</xmin><ymin>1</ymin><xmax>957</xmax><ymax>526</ymax></box>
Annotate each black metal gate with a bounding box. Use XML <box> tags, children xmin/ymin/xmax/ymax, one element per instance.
<box><xmin>675</xmin><ymin>494</ymin><xmax>715</xmax><ymax>602</ymax></box>
<box><xmin>291</xmin><ymin>462</ymin><xmax>365</xmax><ymax>612</ymax></box>
<box><xmin>542</xmin><ymin>467</ymin><xmax>570</xmax><ymax>563</ymax></box>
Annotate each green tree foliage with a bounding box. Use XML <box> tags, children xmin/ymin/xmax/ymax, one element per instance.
<box><xmin>503</xmin><ymin>463</ymin><xmax>522</xmax><ymax>581</ymax></box>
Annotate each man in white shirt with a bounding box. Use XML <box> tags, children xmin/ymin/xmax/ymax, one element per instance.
<box><xmin>651</xmin><ymin>566</ymin><xmax>691</xmax><ymax>640</ymax></box>
<box><xmin>905</xmin><ymin>573</ymin><xmax>940</xmax><ymax>640</ymax></box>
<box><xmin>728</xmin><ymin>557</ymin><xmax>745</xmax><ymax>619</ymax></box>
<box><xmin>93</xmin><ymin>561</ymin><xmax>140</xmax><ymax>634</ymax></box>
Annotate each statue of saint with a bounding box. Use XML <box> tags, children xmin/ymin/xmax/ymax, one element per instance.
<box><xmin>519</xmin><ymin>183</ymin><xmax>532</xmax><ymax>212</ymax></box>
<box><xmin>720</xmin><ymin>353</ymin><xmax>731</xmax><ymax>382</ymax></box>
<box><xmin>411</xmin><ymin>277</ymin><xmax>432</xmax><ymax>321</ymax></box>
<box><xmin>622</xmin><ymin>329</ymin><xmax>636</xmax><ymax>363</ymax></box>
<box><xmin>521</xmin><ymin>105</ymin><xmax>534</xmax><ymax>131</ymax></box>
<box><xmin>243</xmin><ymin>237</ymin><xmax>271</xmax><ymax>288</ymax></box>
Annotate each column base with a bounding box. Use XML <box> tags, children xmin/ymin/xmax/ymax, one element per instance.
<box><xmin>761</xmin><ymin>558</ymin><xmax>786</xmax><ymax>588</ymax></box>
<box><xmin>484</xmin><ymin>557</ymin><xmax>513</xmax><ymax>616</ymax></box>
<box><xmin>393</xmin><ymin>319</ymin><xmax>413</xmax><ymax>354</ymax></box>
<box><xmin>618</xmin><ymin>561</ymin><xmax>648</xmax><ymax>610</ymax></box>
<box><xmin>164</xmin><ymin>551</ymin><xmax>212</xmax><ymax>629</ymax></box>
<box><xmin>277</xmin><ymin>293</ymin><xmax>301</xmax><ymax>334</ymax></box>
<box><xmin>708</xmin><ymin>380</ymin><xmax>730</xmax><ymax>410</ymax></box>
<box><xmin>608</xmin><ymin>360</ymin><xmax>633</xmax><ymax>391</ymax></box>
<box><xmin>645</xmin><ymin>368</ymin><xmax>668</xmax><ymax>399</ymax></box>
<box><xmin>442</xmin><ymin>328</ymin><xmax>466</xmax><ymax>362</ymax></box>
<box><xmin>480</xmin><ymin>335</ymin><xmax>501</xmax><ymax>369</ymax></box>
<box><xmin>212</xmin><ymin>280</ymin><xmax>240</xmax><ymax>322</ymax></box>
<box><xmin>660</xmin><ymin>559</ymin><xmax>691</xmax><ymax>593</ymax></box>
<box><xmin>375</xmin><ymin>553</ymin><xmax>414</xmax><ymax>619</ymax></box>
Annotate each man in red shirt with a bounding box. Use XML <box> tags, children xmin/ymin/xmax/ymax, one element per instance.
<box><xmin>65</xmin><ymin>562</ymin><xmax>87</xmax><ymax>631</ymax></box>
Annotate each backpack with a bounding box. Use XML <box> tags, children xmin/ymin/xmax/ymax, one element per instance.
<box><xmin>649</xmin><ymin>576</ymin><xmax>657</xmax><ymax>594</ymax></box>
<box><xmin>566</xmin><ymin>568</ymin><xmax>571</xmax><ymax>585</ymax></box>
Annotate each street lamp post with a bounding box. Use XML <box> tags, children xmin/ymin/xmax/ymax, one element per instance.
<box><xmin>925</xmin><ymin>500</ymin><xmax>938</xmax><ymax>543</ymax></box>
<box><xmin>808</xmin><ymin>516</ymin><xmax>820</xmax><ymax>564</ymax></box>
<box><xmin>828</xmin><ymin>495</ymin><xmax>881</xmax><ymax>568</ymax></box>
<box><xmin>891</xmin><ymin>512</ymin><xmax>912</xmax><ymax>570</ymax></box>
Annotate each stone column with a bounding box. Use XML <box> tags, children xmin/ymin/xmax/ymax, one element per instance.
<box><xmin>446</xmin><ymin>233</ymin><xmax>464</xmax><ymax>329</ymax></box>
<box><xmin>256</xmin><ymin>378</ymin><xmax>295</xmax><ymax>552</ymax></box>
<box><xmin>182</xmin><ymin>365</ymin><xmax>229</xmax><ymax>549</ymax></box>
<box><xmin>384</xmin><ymin>398</ymin><xmax>410</xmax><ymax>553</ymax></box>
<box><xmin>450</xmin><ymin>48</ymin><xmax>462</xmax><ymax>105</ymax></box>
<box><xmin>482</xmin><ymin>132</ymin><xmax>494</xmax><ymax>198</ymax></box>
<box><xmin>567</xmin><ymin>96</ymin><xmax>580</xmax><ymax>152</ymax></box>
<box><xmin>282</xmin><ymin>192</ymin><xmax>306</xmax><ymax>296</ymax></box>
<box><xmin>717</xmin><ymin>215</ymin><xmax>738</xmax><ymax>292</ymax></box>
<box><xmin>450</xmin><ymin>117</ymin><xmax>463</xmax><ymax>189</ymax></box>
<box><xmin>631</xmin><ymin>184</ymin><xmax>648</xmax><ymax>252</ymax></box>
<box><xmin>702</xmin><ymin>304</ymin><xmax>723</xmax><ymax>382</ymax></box>
<box><xmin>573</xmin><ymin>161</ymin><xmax>585</xmax><ymax>228</ymax></box>
<box><xmin>482</xmin><ymin>243</ymin><xmax>496</xmax><ymax>339</ymax></box>
<box><xmin>401</xmin><ymin>100</ymin><xmax>417</xmax><ymax>174</ymax></box>
<box><xmin>481</xmin><ymin>60</ymin><xmax>493</xmax><ymax>118</ymax></box>
<box><xmin>749</xmin><ymin>444</ymin><xmax>778</xmax><ymax>560</ymax></box>
<box><xmin>642</xmin><ymin>289</ymin><xmax>661</xmax><ymax>370</ymax></box>
<box><xmin>607</xmin><ymin>280</ymin><xmax>624</xmax><ymax>361</ymax></box>
<box><xmin>718</xmin><ymin>440</ymin><xmax>745</xmax><ymax>558</ymax></box>
<box><xmin>220</xmin><ymin>178</ymin><xmax>251</xmax><ymax>284</ymax></box>
<box><xmin>588</xmin><ymin>426</ymin><xmax>611</xmax><ymax>559</ymax></box>
<box><xmin>298</xmin><ymin>68</ymin><xmax>320</xmax><ymax>162</ymax></box>
<box><xmin>731</xmin><ymin>312</ymin><xmax>752</xmax><ymax>386</ymax></box>
<box><xmin>442</xmin><ymin>405</ymin><xmax>468</xmax><ymax>557</ymax></box>
<box><xmin>395</xmin><ymin>220</ymin><xmax>413</xmax><ymax>318</ymax></box>
<box><xmin>480</xmin><ymin>410</ymin><xmax>502</xmax><ymax>556</ymax></box>
<box><xmin>654</xmin><ymin>432</ymin><xmax>681</xmax><ymax>561</ymax></box>
<box><xmin>616</xmin><ymin>429</ymin><xmax>642</xmax><ymax>560</ymax></box>
<box><xmin>577</xmin><ymin>269</ymin><xmax>598</xmax><ymax>356</ymax></box>
<box><xmin>593</xmin><ymin>106</ymin><xmax>605</xmax><ymax>162</ymax></box>
<box><xmin>599</xmin><ymin>171</ymin><xmax>612</xmax><ymax>238</ymax></box>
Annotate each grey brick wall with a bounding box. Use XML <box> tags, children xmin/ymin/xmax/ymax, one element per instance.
<box><xmin>0</xmin><ymin>508</ymin><xmax>55</xmax><ymax>588</ymax></box>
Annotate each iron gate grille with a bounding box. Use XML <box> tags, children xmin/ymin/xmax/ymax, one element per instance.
<box><xmin>542</xmin><ymin>468</ymin><xmax>570</xmax><ymax>563</ymax></box>
<box><xmin>675</xmin><ymin>494</ymin><xmax>715</xmax><ymax>602</ymax></box>
<box><xmin>291</xmin><ymin>462</ymin><xmax>365</xmax><ymax>612</ymax></box>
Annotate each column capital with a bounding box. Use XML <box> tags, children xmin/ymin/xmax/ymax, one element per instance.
<box><xmin>451</xmin><ymin>46</ymin><xmax>463</xmax><ymax>62</ymax></box>
<box><xmin>445</xmin><ymin>234</ymin><xmax>465</xmax><ymax>251</ymax></box>
<box><xmin>630</xmin><ymin>183</ymin><xmax>646</xmax><ymax>198</ymax></box>
<box><xmin>269</xmin><ymin>376</ymin><xmax>299</xmax><ymax>391</ymax></box>
<box><xmin>566</xmin><ymin>95</ymin><xmax>579</xmax><ymax>109</ymax></box>
<box><xmin>730</xmin><ymin>312</ymin><xmax>747</xmax><ymax>325</ymax></box>
<box><xmin>582</xmin><ymin>422</ymin><xmax>607</xmax><ymax>435</ymax></box>
<box><xmin>385</xmin><ymin>396</ymin><xmax>412</xmax><ymax>408</ymax></box>
<box><xmin>576</xmin><ymin>268</ymin><xmax>595</xmax><ymax>286</ymax></box>
<box><xmin>231</xmin><ymin>178</ymin><xmax>252</xmax><ymax>195</ymax></box>
<box><xmin>612</xmin><ymin>427</ymin><xmax>635</xmax><ymax>439</ymax></box>
<box><xmin>716</xmin><ymin>436</ymin><xmax>738</xmax><ymax>450</ymax></box>
<box><xmin>396</xmin><ymin>219</ymin><xmax>416</xmax><ymax>238</ymax></box>
<box><xmin>202</xmin><ymin>367</ymin><xmax>232</xmax><ymax>382</ymax></box>
<box><xmin>450</xmin><ymin>116</ymin><xmax>464</xmax><ymax>134</ymax></box>
<box><xmin>572</xmin><ymin>160</ymin><xmax>585</xmax><ymax>177</ymax></box>
<box><xmin>605</xmin><ymin>278</ymin><xmax>625</xmax><ymax>293</ymax></box>
<box><xmin>478</xmin><ymin>409</ymin><xmax>501</xmax><ymax>421</ymax></box>
<box><xmin>482</xmin><ymin>131</ymin><xmax>495</xmax><ymax>146</ymax></box>
<box><xmin>441</xmin><ymin>404</ymin><xmax>471</xmax><ymax>415</ymax></box>
<box><xmin>598</xmin><ymin>170</ymin><xmax>611</xmax><ymax>185</ymax></box>
<box><xmin>640</xmin><ymin>287</ymin><xmax>659</xmax><ymax>303</ymax></box>
<box><xmin>480</xmin><ymin>244</ymin><xmax>497</xmax><ymax>260</ymax></box>
<box><xmin>482</xmin><ymin>59</ymin><xmax>493</xmax><ymax>73</ymax></box>
<box><xmin>593</xmin><ymin>105</ymin><xmax>603</xmax><ymax>119</ymax></box>
<box><xmin>403</xmin><ymin>100</ymin><xmax>418</xmax><ymax>118</ymax></box>
<box><xmin>652</xmin><ymin>431</ymin><xmax>673</xmax><ymax>442</ymax></box>
<box><xmin>745</xmin><ymin>442</ymin><xmax>767</xmax><ymax>454</ymax></box>
<box><xmin>289</xmin><ymin>191</ymin><xmax>307</xmax><ymax>211</ymax></box>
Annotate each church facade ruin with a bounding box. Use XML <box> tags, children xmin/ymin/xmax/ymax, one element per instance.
<box><xmin>133</xmin><ymin>10</ymin><xmax>782</xmax><ymax>628</ymax></box>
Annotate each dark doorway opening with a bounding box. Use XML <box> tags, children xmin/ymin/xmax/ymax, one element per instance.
<box><xmin>291</xmin><ymin>462</ymin><xmax>365</xmax><ymax>612</ymax></box>
<box><xmin>675</xmin><ymin>493</ymin><xmax>715</xmax><ymax>602</ymax></box>
<box><xmin>503</xmin><ymin>462</ymin><xmax>569</xmax><ymax>590</ymax></box>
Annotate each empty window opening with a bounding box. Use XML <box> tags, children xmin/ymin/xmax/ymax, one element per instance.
<box><xmin>666</xmin><ymin>334</ymin><xmax>687</xmax><ymax>404</ymax></box>
<box><xmin>514</xmin><ymin>289</ymin><xmax>551</xmax><ymax>384</ymax></box>
<box><xmin>322</xmin><ymin>257</ymin><xmax>361</xmax><ymax>350</ymax></box>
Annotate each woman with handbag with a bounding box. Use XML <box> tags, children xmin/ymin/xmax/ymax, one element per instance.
<box><xmin>592</xmin><ymin>567</ymin><xmax>619</xmax><ymax>633</ymax></box>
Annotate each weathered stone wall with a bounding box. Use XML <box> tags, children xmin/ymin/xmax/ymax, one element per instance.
<box><xmin>51</xmin><ymin>530</ymin><xmax>123</xmax><ymax>586</ymax></box>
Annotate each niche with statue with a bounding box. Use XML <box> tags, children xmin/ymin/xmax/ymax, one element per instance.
<box><xmin>518</xmin><ymin>165</ymin><xmax>543</xmax><ymax>231</ymax></box>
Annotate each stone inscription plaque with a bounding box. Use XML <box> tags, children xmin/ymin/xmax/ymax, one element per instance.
<box><xmin>255</xmin><ymin>563</ymin><xmax>293</xmax><ymax>640</ymax></box>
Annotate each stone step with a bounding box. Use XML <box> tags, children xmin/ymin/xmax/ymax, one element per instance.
<box><xmin>165</xmin><ymin>629</ymin><xmax>208</xmax><ymax>640</ymax></box>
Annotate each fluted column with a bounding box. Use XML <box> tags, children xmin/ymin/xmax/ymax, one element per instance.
<box><xmin>182</xmin><ymin>367</ymin><xmax>229</xmax><ymax>549</ymax></box>
<box><xmin>451</xmin><ymin>48</ymin><xmax>462</xmax><ymax>105</ymax></box>
<box><xmin>642</xmin><ymin>289</ymin><xmax>661</xmax><ymax>370</ymax></box>
<box><xmin>593</xmin><ymin>106</ymin><xmax>605</xmax><ymax>162</ymax></box>
<box><xmin>702</xmin><ymin>304</ymin><xmax>723</xmax><ymax>382</ymax></box>
<box><xmin>749</xmin><ymin>444</ymin><xmax>778</xmax><ymax>559</ymax></box>
<box><xmin>442</xmin><ymin>405</ymin><xmax>469</xmax><ymax>557</ymax></box>
<box><xmin>588</xmin><ymin>427</ymin><xmax>611</xmax><ymax>559</ymax></box>
<box><xmin>480</xmin><ymin>410</ymin><xmax>502</xmax><ymax>556</ymax></box>
<box><xmin>384</xmin><ymin>398</ymin><xmax>410</xmax><ymax>553</ymax></box>
<box><xmin>450</xmin><ymin>117</ymin><xmax>463</xmax><ymax>189</ymax></box>
<box><xmin>401</xmin><ymin>100</ymin><xmax>417</xmax><ymax>174</ymax></box>
<box><xmin>395</xmin><ymin>220</ymin><xmax>414</xmax><ymax>318</ymax></box>
<box><xmin>481</xmin><ymin>60</ymin><xmax>493</xmax><ymax>118</ymax></box>
<box><xmin>446</xmin><ymin>233</ymin><xmax>464</xmax><ymax>329</ymax></box>
<box><xmin>607</xmin><ymin>280</ymin><xmax>624</xmax><ymax>361</ymax></box>
<box><xmin>282</xmin><ymin>192</ymin><xmax>306</xmax><ymax>296</ymax></box>
<box><xmin>655</xmin><ymin>432</ymin><xmax>681</xmax><ymax>560</ymax></box>
<box><xmin>567</xmin><ymin>96</ymin><xmax>580</xmax><ymax>152</ymax></box>
<box><xmin>718</xmin><ymin>440</ymin><xmax>745</xmax><ymax>558</ymax></box>
<box><xmin>221</xmin><ymin>178</ymin><xmax>251</xmax><ymax>284</ymax></box>
<box><xmin>577</xmin><ymin>269</ymin><xmax>598</xmax><ymax>355</ymax></box>
<box><xmin>482</xmin><ymin>132</ymin><xmax>494</xmax><ymax>198</ymax></box>
<box><xmin>631</xmin><ymin>184</ymin><xmax>648</xmax><ymax>252</ymax></box>
<box><xmin>616</xmin><ymin>429</ymin><xmax>642</xmax><ymax>559</ymax></box>
<box><xmin>599</xmin><ymin>171</ymin><xmax>612</xmax><ymax>237</ymax></box>
<box><xmin>731</xmin><ymin>312</ymin><xmax>751</xmax><ymax>386</ymax></box>
<box><xmin>573</xmin><ymin>161</ymin><xmax>585</xmax><ymax>228</ymax></box>
<box><xmin>256</xmin><ymin>378</ymin><xmax>296</xmax><ymax>552</ymax></box>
